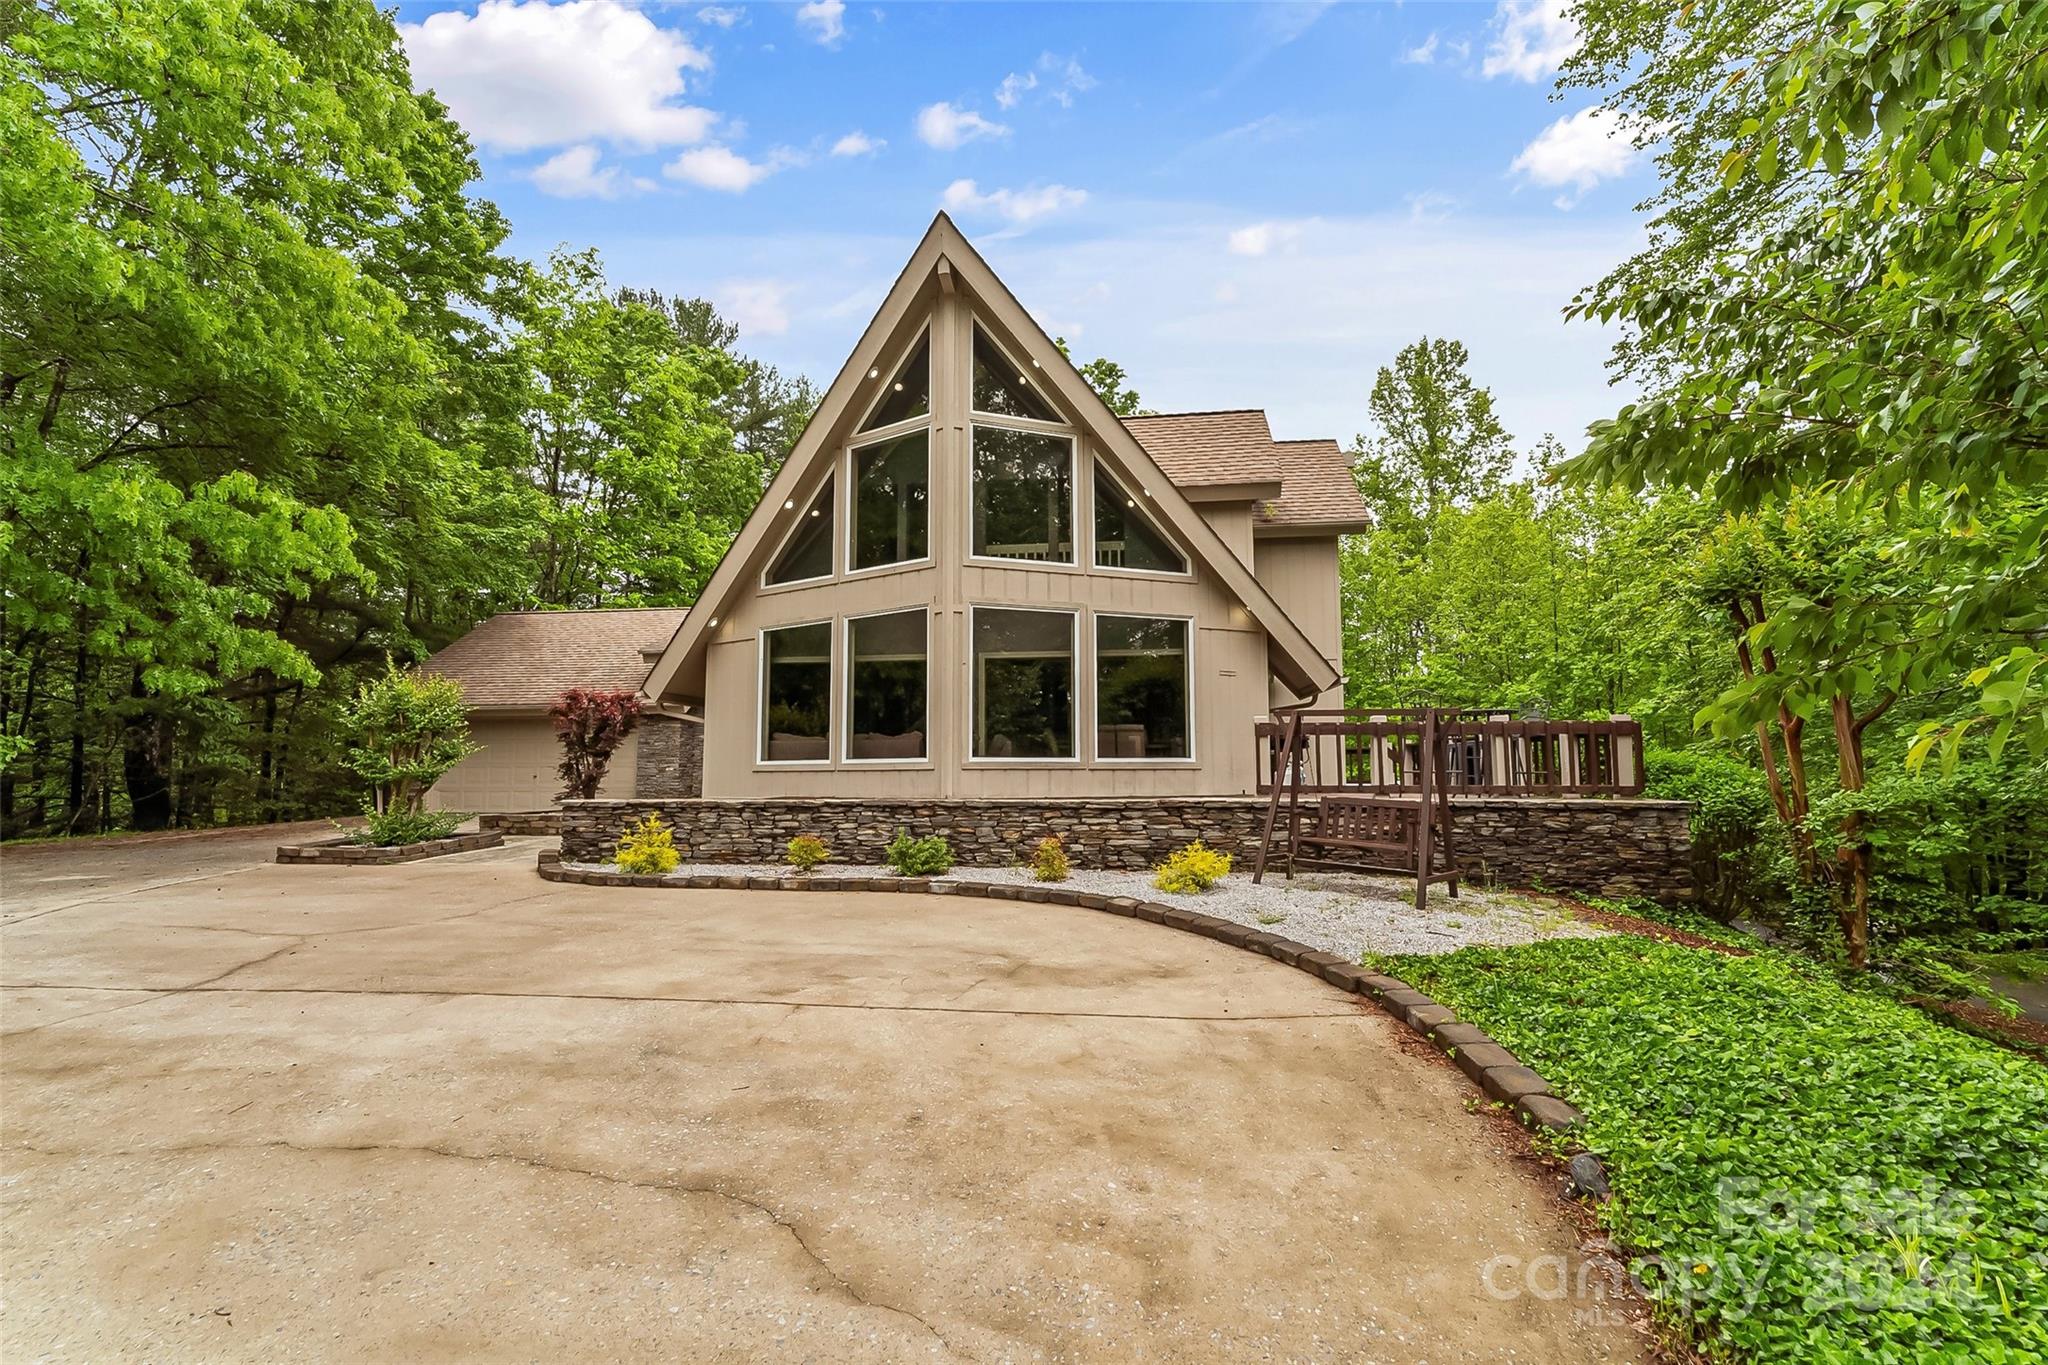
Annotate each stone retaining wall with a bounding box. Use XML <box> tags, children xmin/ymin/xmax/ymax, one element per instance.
<box><xmin>560</xmin><ymin>796</ymin><xmax>1695</xmax><ymax>901</ymax></box>
<box><xmin>479</xmin><ymin>811</ymin><xmax>560</xmax><ymax>836</ymax></box>
<box><xmin>276</xmin><ymin>830</ymin><xmax>504</xmax><ymax>865</ymax></box>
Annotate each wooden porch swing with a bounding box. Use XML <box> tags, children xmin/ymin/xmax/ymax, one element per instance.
<box><xmin>1252</xmin><ymin>707</ymin><xmax>1459</xmax><ymax>909</ymax></box>
<box><xmin>1249</xmin><ymin>706</ymin><xmax>1648</xmax><ymax>909</ymax></box>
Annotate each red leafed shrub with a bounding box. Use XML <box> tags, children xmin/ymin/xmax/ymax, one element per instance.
<box><xmin>551</xmin><ymin>688</ymin><xmax>644</xmax><ymax>801</ymax></box>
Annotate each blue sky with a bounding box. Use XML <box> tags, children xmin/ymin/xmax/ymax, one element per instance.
<box><xmin>395</xmin><ymin>0</ymin><xmax>1653</xmax><ymax>452</ymax></box>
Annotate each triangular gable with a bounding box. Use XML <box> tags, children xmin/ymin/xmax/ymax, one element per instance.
<box><xmin>642</xmin><ymin>212</ymin><xmax>1338</xmax><ymax>704</ymax></box>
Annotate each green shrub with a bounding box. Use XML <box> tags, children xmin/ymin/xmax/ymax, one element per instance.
<box><xmin>341</xmin><ymin>666</ymin><xmax>479</xmax><ymax>818</ymax></box>
<box><xmin>1153</xmin><ymin>840</ymin><xmax>1231</xmax><ymax>894</ymax></box>
<box><xmin>616</xmin><ymin>813</ymin><xmax>680</xmax><ymax>875</ymax></box>
<box><xmin>353</xmin><ymin>807</ymin><xmax>463</xmax><ymax>847</ymax></box>
<box><xmin>1028</xmin><ymin>834</ymin><xmax>1070</xmax><ymax>882</ymax></box>
<box><xmin>1643</xmin><ymin>746</ymin><xmax>1783</xmax><ymax>921</ymax></box>
<box><xmin>1376</xmin><ymin>937</ymin><xmax>2048</xmax><ymax>1363</ymax></box>
<box><xmin>786</xmin><ymin>834</ymin><xmax>830</xmax><ymax>872</ymax></box>
<box><xmin>885</xmin><ymin>828</ymin><xmax>952</xmax><ymax>877</ymax></box>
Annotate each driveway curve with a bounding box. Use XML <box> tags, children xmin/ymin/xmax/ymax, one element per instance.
<box><xmin>2</xmin><ymin>833</ymin><xmax>1645</xmax><ymax>1362</ymax></box>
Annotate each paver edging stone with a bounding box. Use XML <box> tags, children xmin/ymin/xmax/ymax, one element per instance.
<box><xmin>532</xmin><ymin>854</ymin><xmax>1599</xmax><ymax>1165</ymax></box>
<box><xmin>275</xmin><ymin>831</ymin><xmax>503</xmax><ymax>866</ymax></box>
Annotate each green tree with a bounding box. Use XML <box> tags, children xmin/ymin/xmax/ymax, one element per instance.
<box><xmin>1558</xmin><ymin>0</ymin><xmax>2048</xmax><ymax>772</ymax></box>
<box><xmin>1054</xmin><ymin>338</ymin><xmax>1145</xmax><ymax>416</ymax></box>
<box><xmin>1354</xmin><ymin>338</ymin><xmax>1514</xmax><ymax>529</ymax></box>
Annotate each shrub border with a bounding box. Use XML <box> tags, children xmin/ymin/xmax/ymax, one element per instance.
<box><xmin>534</xmin><ymin>852</ymin><xmax>1595</xmax><ymax>1145</ymax></box>
<box><xmin>276</xmin><ymin>831</ymin><xmax>504</xmax><ymax>865</ymax></box>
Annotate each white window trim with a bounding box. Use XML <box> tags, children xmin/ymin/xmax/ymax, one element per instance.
<box><xmin>1090</xmin><ymin>456</ymin><xmax>1192</xmax><ymax>580</ymax></box>
<box><xmin>852</xmin><ymin>324</ymin><xmax>933</xmax><ymax>436</ymax></box>
<box><xmin>844</xmin><ymin>426</ymin><xmax>935</xmax><ymax>579</ymax></box>
<box><xmin>969</xmin><ymin>320</ymin><xmax>1067</xmax><ymax>428</ymax></box>
<box><xmin>966</xmin><ymin>420</ymin><xmax>1081</xmax><ymax>570</ymax></box>
<box><xmin>757</xmin><ymin>618</ymin><xmax>836</xmax><ymax>767</ymax></box>
<box><xmin>964</xmin><ymin>603</ymin><xmax>1082</xmax><ymax>765</ymax></box>
<box><xmin>841</xmin><ymin>606</ymin><xmax>933</xmax><ymax>766</ymax></box>
<box><xmin>760</xmin><ymin>475</ymin><xmax>837</xmax><ymax>592</ymax></box>
<box><xmin>1092</xmin><ymin>611</ymin><xmax>1198</xmax><ymax>765</ymax></box>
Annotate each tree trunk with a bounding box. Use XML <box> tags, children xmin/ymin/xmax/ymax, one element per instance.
<box><xmin>122</xmin><ymin>666</ymin><xmax>173</xmax><ymax>831</ymax></box>
<box><xmin>66</xmin><ymin>641</ymin><xmax>89</xmax><ymax>829</ymax></box>
<box><xmin>1829</xmin><ymin>691</ymin><xmax>1875</xmax><ymax>971</ymax></box>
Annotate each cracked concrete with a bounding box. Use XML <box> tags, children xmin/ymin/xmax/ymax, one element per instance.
<box><xmin>2</xmin><ymin>826</ymin><xmax>1647</xmax><ymax>1362</ymax></box>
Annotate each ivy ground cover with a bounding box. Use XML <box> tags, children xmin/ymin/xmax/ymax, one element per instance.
<box><xmin>1374</xmin><ymin>938</ymin><xmax>2048</xmax><ymax>1363</ymax></box>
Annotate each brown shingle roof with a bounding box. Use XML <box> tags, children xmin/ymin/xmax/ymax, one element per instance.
<box><xmin>1121</xmin><ymin>409</ymin><xmax>1281</xmax><ymax>487</ymax></box>
<box><xmin>1125</xmin><ymin>411</ymin><xmax>1367</xmax><ymax>531</ymax></box>
<box><xmin>423</xmin><ymin>608</ymin><xmax>688</xmax><ymax>710</ymax></box>
<box><xmin>1261</xmin><ymin>439</ymin><xmax>1370</xmax><ymax>530</ymax></box>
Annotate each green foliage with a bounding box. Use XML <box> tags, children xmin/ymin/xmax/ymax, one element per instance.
<box><xmin>354</xmin><ymin>807</ymin><xmax>463</xmax><ymax>848</ymax></box>
<box><xmin>339</xmin><ymin>668</ymin><xmax>477</xmax><ymax>816</ymax></box>
<box><xmin>0</xmin><ymin>0</ymin><xmax>811</xmax><ymax>839</ymax></box>
<box><xmin>1644</xmin><ymin>747</ymin><xmax>1783</xmax><ymax>920</ymax></box>
<box><xmin>1054</xmin><ymin>337</ymin><xmax>1144</xmax><ymax>416</ymax></box>
<box><xmin>616</xmin><ymin>813</ymin><xmax>680</xmax><ymax>876</ymax></box>
<box><xmin>785</xmin><ymin>833</ymin><xmax>830</xmax><ymax>872</ymax></box>
<box><xmin>1028</xmin><ymin>835</ymin><xmax>1071</xmax><ymax>882</ymax></box>
<box><xmin>1380</xmin><ymin>937</ymin><xmax>2048</xmax><ymax>1363</ymax></box>
<box><xmin>1354</xmin><ymin>337</ymin><xmax>1513</xmax><ymax>527</ymax></box>
<box><xmin>1558</xmin><ymin>0</ymin><xmax>2048</xmax><ymax>766</ymax></box>
<box><xmin>885</xmin><ymin>829</ymin><xmax>953</xmax><ymax>877</ymax></box>
<box><xmin>1152</xmin><ymin>841</ymin><xmax>1231</xmax><ymax>894</ymax></box>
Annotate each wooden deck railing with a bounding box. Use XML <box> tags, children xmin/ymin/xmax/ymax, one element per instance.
<box><xmin>1253</xmin><ymin>708</ymin><xmax>1645</xmax><ymax>798</ymax></box>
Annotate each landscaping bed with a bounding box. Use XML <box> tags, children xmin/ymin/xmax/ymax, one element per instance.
<box><xmin>276</xmin><ymin>830</ymin><xmax>503</xmax><ymax>865</ymax></box>
<box><xmin>1375</xmin><ymin>936</ymin><xmax>2048</xmax><ymax>1363</ymax></box>
<box><xmin>557</xmin><ymin>860</ymin><xmax>1607</xmax><ymax>957</ymax></box>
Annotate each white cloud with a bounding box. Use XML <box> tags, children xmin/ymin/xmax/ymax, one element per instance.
<box><xmin>795</xmin><ymin>0</ymin><xmax>845</xmax><ymax>45</ymax></box>
<box><xmin>1227</xmin><ymin>220</ymin><xmax>1306</xmax><ymax>257</ymax></box>
<box><xmin>1510</xmin><ymin>107</ymin><xmax>1647</xmax><ymax>205</ymax></box>
<box><xmin>914</xmin><ymin>101</ymin><xmax>1008</xmax><ymax>150</ymax></box>
<box><xmin>696</xmin><ymin>5</ymin><xmax>742</xmax><ymax>27</ymax></box>
<box><xmin>831</xmin><ymin>130</ymin><xmax>883</xmax><ymax>157</ymax></box>
<box><xmin>1405</xmin><ymin>190</ymin><xmax>1455</xmax><ymax>222</ymax></box>
<box><xmin>1482</xmin><ymin>0</ymin><xmax>1580</xmax><ymax>82</ymax></box>
<box><xmin>941</xmin><ymin>179</ymin><xmax>1087</xmax><ymax>224</ymax></box>
<box><xmin>997</xmin><ymin>53</ymin><xmax>1095</xmax><ymax>110</ymax></box>
<box><xmin>995</xmin><ymin>71</ymin><xmax>1036</xmax><ymax>110</ymax></box>
<box><xmin>400</xmin><ymin>0</ymin><xmax>714</xmax><ymax>152</ymax></box>
<box><xmin>665</xmin><ymin>144</ymin><xmax>795</xmax><ymax>192</ymax></box>
<box><xmin>715</xmin><ymin>279</ymin><xmax>793</xmax><ymax>336</ymax></box>
<box><xmin>1400</xmin><ymin>32</ymin><xmax>1440</xmax><ymax>64</ymax></box>
<box><xmin>530</xmin><ymin>143</ymin><xmax>652</xmax><ymax>199</ymax></box>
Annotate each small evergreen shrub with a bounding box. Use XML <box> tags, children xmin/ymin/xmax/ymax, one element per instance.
<box><xmin>616</xmin><ymin>813</ymin><xmax>680</xmax><ymax>875</ymax></box>
<box><xmin>786</xmin><ymin>834</ymin><xmax>831</xmax><ymax>872</ymax></box>
<box><xmin>355</xmin><ymin>807</ymin><xmax>464</xmax><ymax>847</ymax></box>
<box><xmin>885</xmin><ymin>828</ymin><xmax>953</xmax><ymax>877</ymax></box>
<box><xmin>1153</xmin><ymin>840</ymin><xmax>1231</xmax><ymax>894</ymax></box>
<box><xmin>1028</xmin><ymin>835</ymin><xmax>1071</xmax><ymax>882</ymax></box>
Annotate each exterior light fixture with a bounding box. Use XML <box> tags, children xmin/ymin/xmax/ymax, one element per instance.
<box><xmin>868</xmin><ymin>367</ymin><xmax>880</xmax><ymax>379</ymax></box>
<box><xmin>783</xmin><ymin>498</ymin><xmax>795</xmax><ymax>510</ymax></box>
<box><xmin>893</xmin><ymin>382</ymin><xmax>904</xmax><ymax>392</ymax></box>
<box><xmin>707</xmin><ymin>617</ymin><xmax>719</xmax><ymax>628</ymax></box>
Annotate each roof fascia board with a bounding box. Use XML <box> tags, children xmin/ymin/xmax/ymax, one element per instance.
<box><xmin>641</xmin><ymin>222</ymin><xmax>951</xmax><ymax>703</ymax></box>
<box><xmin>940</xmin><ymin>220</ymin><xmax>1335</xmax><ymax>695</ymax></box>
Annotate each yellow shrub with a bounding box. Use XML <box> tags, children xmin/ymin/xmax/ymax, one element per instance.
<box><xmin>1152</xmin><ymin>840</ymin><xmax>1232</xmax><ymax>894</ymax></box>
<box><xmin>786</xmin><ymin>834</ymin><xmax>831</xmax><ymax>872</ymax></box>
<box><xmin>1029</xmin><ymin>834</ymin><xmax>1071</xmax><ymax>882</ymax></box>
<box><xmin>616</xmin><ymin>813</ymin><xmax>680</xmax><ymax>875</ymax></box>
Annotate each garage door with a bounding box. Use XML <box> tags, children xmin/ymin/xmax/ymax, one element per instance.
<box><xmin>427</xmin><ymin>718</ymin><xmax>639</xmax><ymax>813</ymax></box>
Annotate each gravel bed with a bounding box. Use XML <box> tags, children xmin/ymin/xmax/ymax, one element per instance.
<box><xmin>563</xmin><ymin>860</ymin><xmax>1605</xmax><ymax>959</ymax></box>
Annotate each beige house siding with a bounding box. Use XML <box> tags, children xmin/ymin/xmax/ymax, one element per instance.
<box><xmin>428</xmin><ymin>715</ymin><xmax>638</xmax><ymax>812</ymax></box>
<box><xmin>1197</xmin><ymin>503</ymin><xmax>1255</xmax><ymax>567</ymax></box>
<box><xmin>1255</xmin><ymin>536</ymin><xmax>1346</xmax><ymax>709</ymax></box>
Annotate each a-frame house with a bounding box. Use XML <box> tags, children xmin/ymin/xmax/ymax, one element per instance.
<box><xmin>640</xmin><ymin>212</ymin><xmax>1366</xmax><ymax>799</ymax></box>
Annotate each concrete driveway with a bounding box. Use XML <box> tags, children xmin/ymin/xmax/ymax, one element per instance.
<box><xmin>2</xmin><ymin>828</ymin><xmax>1644</xmax><ymax>1362</ymax></box>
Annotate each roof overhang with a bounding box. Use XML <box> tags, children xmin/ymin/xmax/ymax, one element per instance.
<box><xmin>1179</xmin><ymin>480</ymin><xmax>1287</xmax><ymax>504</ymax></box>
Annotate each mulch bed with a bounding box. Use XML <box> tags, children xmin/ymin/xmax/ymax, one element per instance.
<box><xmin>1543</xmin><ymin>895</ymin><xmax>1750</xmax><ymax>956</ymax></box>
<box><xmin>1912</xmin><ymin>995</ymin><xmax>2048</xmax><ymax>1059</ymax></box>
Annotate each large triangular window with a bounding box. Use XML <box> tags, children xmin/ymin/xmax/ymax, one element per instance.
<box><xmin>860</xmin><ymin>333</ymin><xmax>929</xmax><ymax>431</ymax></box>
<box><xmin>765</xmin><ymin>475</ymin><xmax>834</xmax><ymax>585</ymax></box>
<box><xmin>1094</xmin><ymin>465</ymin><xmax>1186</xmax><ymax>574</ymax></box>
<box><xmin>972</xmin><ymin>324</ymin><xmax>1059</xmax><ymax>423</ymax></box>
